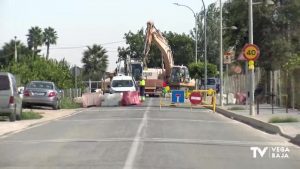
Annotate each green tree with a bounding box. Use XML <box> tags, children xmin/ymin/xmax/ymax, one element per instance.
<box><xmin>118</xmin><ymin>29</ymin><xmax>194</xmax><ymax>69</ymax></box>
<box><xmin>188</xmin><ymin>61</ymin><xmax>218</xmax><ymax>80</ymax></box>
<box><xmin>27</xmin><ymin>26</ymin><xmax>43</xmax><ymax>57</ymax></box>
<box><xmin>81</xmin><ymin>44</ymin><xmax>108</xmax><ymax>81</ymax></box>
<box><xmin>223</xmin><ymin>0</ymin><xmax>300</xmax><ymax>71</ymax></box>
<box><xmin>0</xmin><ymin>40</ymin><xmax>30</xmax><ymax>68</ymax></box>
<box><xmin>43</xmin><ymin>27</ymin><xmax>58</xmax><ymax>59</ymax></box>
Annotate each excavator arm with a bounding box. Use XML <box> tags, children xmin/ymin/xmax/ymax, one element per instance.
<box><xmin>143</xmin><ymin>21</ymin><xmax>174</xmax><ymax>78</ymax></box>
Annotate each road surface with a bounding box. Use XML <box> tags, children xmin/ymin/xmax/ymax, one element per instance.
<box><xmin>0</xmin><ymin>98</ymin><xmax>299</xmax><ymax>169</ymax></box>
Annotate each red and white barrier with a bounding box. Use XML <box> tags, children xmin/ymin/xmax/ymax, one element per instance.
<box><xmin>121</xmin><ymin>91</ymin><xmax>140</xmax><ymax>106</ymax></box>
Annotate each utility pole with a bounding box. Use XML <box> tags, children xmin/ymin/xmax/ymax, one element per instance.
<box><xmin>219</xmin><ymin>0</ymin><xmax>224</xmax><ymax>106</ymax></box>
<box><xmin>201</xmin><ymin>0</ymin><xmax>207</xmax><ymax>90</ymax></box>
<box><xmin>249</xmin><ymin>0</ymin><xmax>255</xmax><ymax>115</ymax></box>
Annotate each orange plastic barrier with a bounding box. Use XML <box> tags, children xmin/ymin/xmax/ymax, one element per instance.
<box><xmin>122</xmin><ymin>91</ymin><xmax>141</xmax><ymax>106</ymax></box>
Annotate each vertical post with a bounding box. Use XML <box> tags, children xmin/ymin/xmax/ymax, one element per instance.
<box><xmin>271</xmin><ymin>70</ymin><xmax>274</xmax><ymax>114</ymax></box>
<box><xmin>248</xmin><ymin>0</ymin><xmax>255</xmax><ymax>115</ymax></box>
<box><xmin>194</xmin><ymin>15</ymin><xmax>198</xmax><ymax>90</ymax></box>
<box><xmin>291</xmin><ymin>75</ymin><xmax>295</xmax><ymax>109</ymax></box>
<box><xmin>219</xmin><ymin>0</ymin><xmax>224</xmax><ymax>106</ymax></box>
<box><xmin>75</xmin><ymin>65</ymin><xmax>77</xmax><ymax>89</ymax></box>
<box><xmin>226</xmin><ymin>64</ymin><xmax>229</xmax><ymax>104</ymax></box>
<box><xmin>202</xmin><ymin>0</ymin><xmax>207</xmax><ymax>90</ymax></box>
<box><xmin>195</xmin><ymin>16</ymin><xmax>198</xmax><ymax>63</ymax></box>
<box><xmin>89</xmin><ymin>79</ymin><xmax>91</xmax><ymax>93</ymax></box>
<box><xmin>14</xmin><ymin>36</ymin><xmax>18</xmax><ymax>62</ymax></box>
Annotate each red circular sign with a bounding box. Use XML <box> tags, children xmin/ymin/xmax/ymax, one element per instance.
<box><xmin>242</xmin><ymin>43</ymin><xmax>260</xmax><ymax>61</ymax></box>
<box><xmin>189</xmin><ymin>92</ymin><xmax>202</xmax><ymax>105</ymax></box>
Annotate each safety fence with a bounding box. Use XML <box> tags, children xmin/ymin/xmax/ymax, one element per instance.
<box><xmin>159</xmin><ymin>89</ymin><xmax>216</xmax><ymax>112</ymax></box>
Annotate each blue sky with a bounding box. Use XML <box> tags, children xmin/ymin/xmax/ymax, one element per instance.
<box><xmin>0</xmin><ymin>0</ymin><xmax>217</xmax><ymax>71</ymax></box>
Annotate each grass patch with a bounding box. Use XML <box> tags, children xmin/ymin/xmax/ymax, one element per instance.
<box><xmin>60</xmin><ymin>97</ymin><xmax>81</xmax><ymax>109</ymax></box>
<box><xmin>228</xmin><ymin>106</ymin><xmax>246</xmax><ymax>110</ymax></box>
<box><xmin>21</xmin><ymin>111</ymin><xmax>43</xmax><ymax>120</ymax></box>
<box><xmin>269</xmin><ymin>116</ymin><xmax>299</xmax><ymax>123</ymax></box>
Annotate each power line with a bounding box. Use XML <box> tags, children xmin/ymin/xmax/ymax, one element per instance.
<box><xmin>43</xmin><ymin>40</ymin><xmax>126</xmax><ymax>50</ymax></box>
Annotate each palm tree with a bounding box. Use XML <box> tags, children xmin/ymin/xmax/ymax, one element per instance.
<box><xmin>27</xmin><ymin>26</ymin><xmax>43</xmax><ymax>58</ymax></box>
<box><xmin>81</xmin><ymin>44</ymin><xmax>108</xmax><ymax>80</ymax></box>
<box><xmin>43</xmin><ymin>27</ymin><xmax>58</xmax><ymax>59</ymax></box>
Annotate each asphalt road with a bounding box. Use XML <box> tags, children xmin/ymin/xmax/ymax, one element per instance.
<box><xmin>0</xmin><ymin>98</ymin><xmax>299</xmax><ymax>169</ymax></box>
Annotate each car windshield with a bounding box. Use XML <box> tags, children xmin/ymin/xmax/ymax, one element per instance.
<box><xmin>112</xmin><ymin>80</ymin><xmax>133</xmax><ymax>87</ymax></box>
<box><xmin>28</xmin><ymin>82</ymin><xmax>53</xmax><ymax>89</ymax></box>
<box><xmin>0</xmin><ymin>75</ymin><xmax>10</xmax><ymax>90</ymax></box>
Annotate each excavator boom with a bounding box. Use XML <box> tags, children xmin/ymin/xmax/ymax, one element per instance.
<box><xmin>143</xmin><ymin>21</ymin><xmax>194</xmax><ymax>89</ymax></box>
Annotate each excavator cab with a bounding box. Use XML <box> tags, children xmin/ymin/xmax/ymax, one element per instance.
<box><xmin>170</xmin><ymin>66</ymin><xmax>190</xmax><ymax>84</ymax></box>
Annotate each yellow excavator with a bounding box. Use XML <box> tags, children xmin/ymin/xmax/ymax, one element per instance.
<box><xmin>143</xmin><ymin>21</ymin><xmax>195</xmax><ymax>90</ymax></box>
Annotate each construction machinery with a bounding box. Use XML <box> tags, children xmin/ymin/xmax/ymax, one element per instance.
<box><xmin>143</xmin><ymin>21</ymin><xmax>195</xmax><ymax>90</ymax></box>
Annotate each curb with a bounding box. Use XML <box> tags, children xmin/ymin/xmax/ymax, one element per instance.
<box><xmin>216</xmin><ymin>107</ymin><xmax>300</xmax><ymax>146</ymax></box>
<box><xmin>0</xmin><ymin>109</ymin><xmax>84</xmax><ymax>138</ymax></box>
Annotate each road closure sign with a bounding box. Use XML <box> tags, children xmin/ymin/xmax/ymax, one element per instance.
<box><xmin>242</xmin><ymin>44</ymin><xmax>260</xmax><ymax>61</ymax></box>
<box><xmin>189</xmin><ymin>92</ymin><xmax>202</xmax><ymax>105</ymax></box>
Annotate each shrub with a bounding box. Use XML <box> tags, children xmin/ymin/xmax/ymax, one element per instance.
<box><xmin>269</xmin><ymin>117</ymin><xmax>299</xmax><ymax>123</ymax></box>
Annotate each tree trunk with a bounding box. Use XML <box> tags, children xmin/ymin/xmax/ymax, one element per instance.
<box><xmin>46</xmin><ymin>44</ymin><xmax>50</xmax><ymax>60</ymax></box>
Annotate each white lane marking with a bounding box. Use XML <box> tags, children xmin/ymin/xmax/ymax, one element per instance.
<box><xmin>1</xmin><ymin>137</ymin><xmax>297</xmax><ymax>149</ymax></box>
<box><xmin>57</xmin><ymin>118</ymin><xmax>239</xmax><ymax>124</ymax></box>
<box><xmin>123</xmin><ymin>99</ymin><xmax>152</xmax><ymax>169</ymax></box>
<box><xmin>0</xmin><ymin>109</ymin><xmax>86</xmax><ymax>139</ymax></box>
<box><xmin>87</xmin><ymin>108</ymin><xmax>152</xmax><ymax>112</ymax></box>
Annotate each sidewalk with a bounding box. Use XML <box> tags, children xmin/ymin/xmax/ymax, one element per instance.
<box><xmin>216</xmin><ymin>104</ymin><xmax>300</xmax><ymax>145</ymax></box>
<box><xmin>0</xmin><ymin>108</ymin><xmax>80</xmax><ymax>138</ymax></box>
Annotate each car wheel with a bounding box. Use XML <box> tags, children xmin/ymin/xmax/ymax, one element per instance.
<box><xmin>52</xmin><ymin>100</ymin><xmax>59</xmax><ymax>110</ymax></box>
<box><xmin>16</xmin><ymin>107</ymin><xmax>22</xmax><ymax>121</ymax></box>
<box><xmin>9</xmin><ymin>111</ymin><xmax>16</xmax><ymax>122</ymax></box>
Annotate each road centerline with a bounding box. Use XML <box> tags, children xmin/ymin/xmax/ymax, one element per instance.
<box><xmin>123</xmin><ymin>98</ymin><xmax>152</xmax><ymax>169</ymax></box>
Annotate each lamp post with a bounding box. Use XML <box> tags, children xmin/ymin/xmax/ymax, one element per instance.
<box><xmin>173</xmin><ymin>3</ymin><xmax>198</xmax><ymax>63</ymax></box>
<box><xmin>219</xmin><ymin>0</ymin><xmax>223</xmax><ymax>106</ymax></box>
<box><xmin>248</xmin><ymin>0</ymin><xmax>274</xmax><ymax>115</ymax></box>
<box><xmin>201</xmin><ymin>0</ymin><xmax>208</xmax><ymax>90</ymax></box>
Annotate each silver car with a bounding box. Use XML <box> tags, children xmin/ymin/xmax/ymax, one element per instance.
<box><xmin>22</xmin><ymin>81</ymin><xmax>61</xmax><ymax>110</ymax></box>
<box><xmin>0</xmin><ymin>72</ymin><xmax>23</xmax><ymax>122</ymax></box>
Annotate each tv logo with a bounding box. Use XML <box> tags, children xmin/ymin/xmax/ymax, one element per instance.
<box><xmin>250</xmin><ymin>147</ymin><xmax>268</xmax><ymax>158</ymax></box>
<box><xmin>250</xmin><ymin>146</ymin><xmax>290</xmax><ymax>159</ymax></box>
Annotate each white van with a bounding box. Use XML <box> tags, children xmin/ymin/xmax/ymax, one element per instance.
<box><xmin>200</xmin><ymin>77</ymin><xmax>220</xmax><ymax>92</ymax></box>
<box><xmin>109</xmin><ymin>75</ymin><xmax>137</xmax><ymax>93</ymax></box>
<box><xmin>0</xmin><ymin>72</ymin><xmax>23</xmax><ymax>121</ymax></box>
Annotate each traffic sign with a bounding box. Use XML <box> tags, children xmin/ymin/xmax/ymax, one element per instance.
<box><xmin>171</xmin><ymin>90</ymin><xmax>185</xmax><ymax>103</ymax></box>
<box><xmin>223</xmin><ymin>51</ymin><xmax>232</xmax><ymax>64</ymax></box>
<box><xmin>189</xmin><ymin>92</ymin><xmax>202</xmax><ymax>105</ymax></box>
<box><xmin>242</xmin><ymin>44</ymin><xmax>260</xmax><ymax>61</ymax></box>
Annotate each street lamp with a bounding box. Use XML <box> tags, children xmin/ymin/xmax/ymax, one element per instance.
<box><xmin>201</xmin><ymin>0</ymin><xmax>208</xmax><ymax>90</ymax></box>
<box><xmin>248</xmin><ymin>0</ymin><xmax>274</xmax><ymax>115</ymax></box>
<box><xmin>219</xmin><ymin>0</ymin><xmax>223</xmax><ymax>106</ymax></box>
<box><xmin>173</xmin><ymin>3</ymin><xmax>198</xmax><ymax>64</ymax></box>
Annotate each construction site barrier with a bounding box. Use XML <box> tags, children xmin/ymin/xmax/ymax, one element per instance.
<box><xmin>82</xmin><ymin>92</ymin><xmax>102</xmax><ymax>108</ymax></box>
<box><xmin>122</xmin><ymin>91</ymin><xmax>140</xmax><ymax>106</ymax></box>
<box><xmin>159</xmin><ymin>89</ymin><xmax>216</xmax><ymax>112</ymax></box>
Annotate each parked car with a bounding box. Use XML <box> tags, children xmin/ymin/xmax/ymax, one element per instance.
<box><xmin>0</xmin><ymin>72</ymin><xmax>23</xmax><ymax>122</ymax></box>
<box><xmin>200</xmin><ymin>77</ymin><xmax>220</xmax><ymax>93</ymax></box>
<box><xmin>22</xmin><ymin>81</ymin><xmax>61</xmax><ymax>110</ymax></box>
<box><xmin>109</xmin><ymin>75</ymin><xmax>138</xmax><ymax>93</ymax></box>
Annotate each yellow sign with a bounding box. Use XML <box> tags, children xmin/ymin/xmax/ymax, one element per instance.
<box><xmin>242</xmin><ymin>44</ymin><xmax>260</xmax><ymax>61</ymax></box>
<box><xmin>248</xmin><ymin>60</ymin><xmax>255</xmax><ymax>70</ymax></box>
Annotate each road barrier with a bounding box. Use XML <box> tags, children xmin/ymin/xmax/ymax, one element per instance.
<box><xmin>160</xmin><ymin>89</ymin><xmax>216</xmax><ymax>112</ymax></box>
